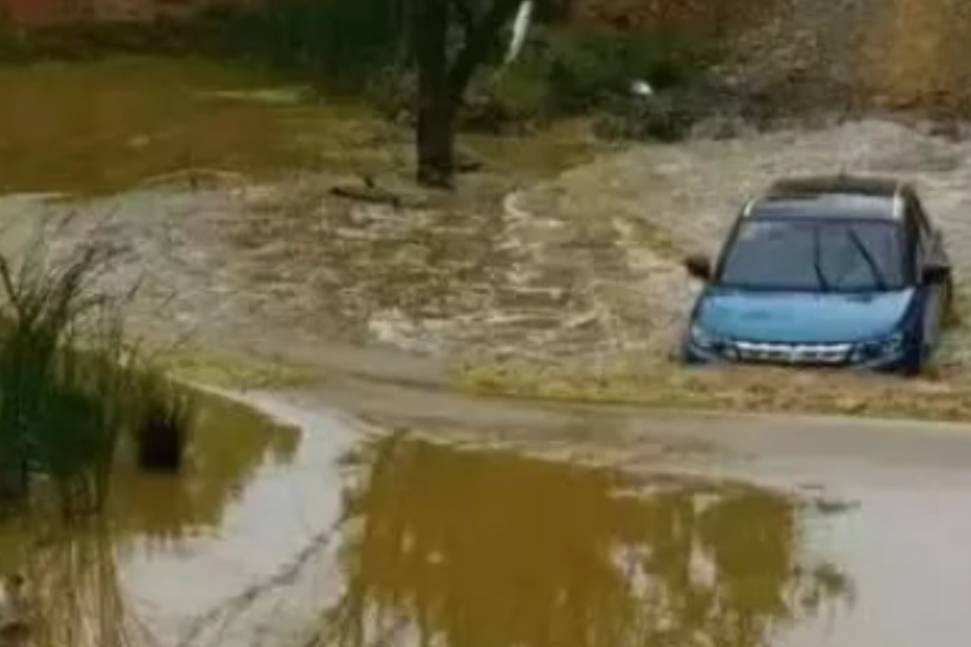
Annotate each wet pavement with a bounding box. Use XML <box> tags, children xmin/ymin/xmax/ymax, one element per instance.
<box><xmin>6</xmin><ymin>387</ymin><xmax>971</xmax><ymax>647</ymax></box>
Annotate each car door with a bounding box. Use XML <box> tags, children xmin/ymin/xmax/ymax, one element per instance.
<box><xmin>907</xmin><ymin>194</ymin><xmax>947</xmax><ymax>349</ymax></box>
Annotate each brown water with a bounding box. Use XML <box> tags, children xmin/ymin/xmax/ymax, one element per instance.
<box><xmin>4</xmin><ymin>51</ymin><xmax>971</xmax><ymax>647</ymax></box>
<box><xmin>0</xmin><ymin>394</ymin><xmax>852</xmax><ymax>647</ymax></box>
<box><xmin>0</xmin><ymin>392</ymin><xmax>345</xmax><ymax>647</ymax></box>
<box><xmin>8</xmin><ymin>394</ymin><xmax>971</xmax><ymax>646</ymax></box>
<box><xmin>0</xmin><ymin>57</ymin><xmax>601</xmax><ymax>196</ymax></box>
<box><xmin>0</xmin><ymin>57</ymin><xmax>394</xmax><ymax>195</ymax></box>
<box><xmin>319</xmin><ymin>436</ymin><xmax>849</xmax><ymax>647</ymax></box>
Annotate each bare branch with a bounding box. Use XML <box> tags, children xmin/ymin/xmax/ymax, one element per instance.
<box><xmin>448</xmin><ymin>0</ymin><xmax>523</xmax><ymax>99</ymax></box>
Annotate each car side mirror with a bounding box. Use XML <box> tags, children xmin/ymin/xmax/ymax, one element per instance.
<box><xmin>922</xmin><ymin>263</ymin><xmax>950</xmax><ymax>285</ymax></box>
<box><xmin>684</xmin><ymin>254</ymin><xmax>712</xmax><ymax>281</ymax></box>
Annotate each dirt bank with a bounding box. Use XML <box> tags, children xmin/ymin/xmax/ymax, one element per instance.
<box><xmin>727</xmin><ymin>0</ymin><xmax>971</xmax><ymax>120</ymax></box>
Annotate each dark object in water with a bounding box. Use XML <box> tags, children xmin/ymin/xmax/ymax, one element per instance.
<box><xmin>137</xmin><ymin>395</ymin><xmax>192</xmax><ymax>472</ymax></box>
<box><xmin>138</xmin><ymin>413</ymin><xmax>185</xmax><ymax>472</ymax></box>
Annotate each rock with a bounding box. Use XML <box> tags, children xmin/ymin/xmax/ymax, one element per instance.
<box><xmin>331</xmin><ymin>178</ymin><xmax>431</xmax><ymax>209</ymax></box>
<box><xmin>331</xmin><ymin>183</ymin><xmax>404</xmax><ymax>208</ymax></box>
<box><xmin>630</xmin><ymin>79</ymin><xmax>654</xmax><ymax>98</ymax></box>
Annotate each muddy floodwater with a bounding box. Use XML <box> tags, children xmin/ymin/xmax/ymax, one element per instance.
<box><xmin>0</xmin><ymin>57</ymin><xmax>598</xmax><ymax>196</ymax></box>
<box><xmin>4</xmin><ymin>392</ymin><xmax>971</xmax><ymax>647</ymax></box>
<box><xmin>5</xmin><ymin>53</ymin><xmax>971</xmax><ymax>647</ymax></box>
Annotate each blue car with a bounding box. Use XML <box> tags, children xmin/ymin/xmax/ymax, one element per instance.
<box><xmin>682</xmin><ymin>176</ymin><xmax>953</xmax><ymax>375</ymax></box>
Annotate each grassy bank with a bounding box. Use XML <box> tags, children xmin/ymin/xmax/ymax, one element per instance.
<box><xmin>0</xmin><ymin>0</ymin><xmax>405</xmax><ymax>89</ymax></box>
<box><xmin>0</xmin><ymin>235</ymin><xmax>192</xmax><ymax>516</ymax></box>
<box><xmin>456</xmin><ymin>357</ymin><xmax>971</xmax><ymax>422</ymax></box>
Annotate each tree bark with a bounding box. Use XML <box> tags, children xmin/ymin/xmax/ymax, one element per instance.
<box><xmin>414</xmin><ymin>0</ymin><xmax>456</xmax><ymax>188</ymax></box>
<box><xmin>417</xmin><ymin>98</ymin><xmax>458</xmax><ymax>188</ymax></box>
<box><xmin>413</xmin><ymin>0</ymin><xmax>524</xmax><ymax>188</ymax></box>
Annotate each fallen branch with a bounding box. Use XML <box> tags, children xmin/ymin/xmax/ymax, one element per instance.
<box><xmin>330</xmin><ymin>177</ymin><xmax>431</xmax><ymax>209</ymax></box>
<box><xmin>329</xmin><ymin>184</ymin><xmax>404</xmax><ymax>208</ymax></box>
<box><xmin>139</xmin><ymin>168</ymin><xmax>246</xmax><ymax>189</ymax></box>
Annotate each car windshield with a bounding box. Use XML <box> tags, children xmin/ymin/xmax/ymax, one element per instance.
<box><xmin>719</xmin><ymin>219</ymin><xmax>906</xmax><ymax>292</ymax></box>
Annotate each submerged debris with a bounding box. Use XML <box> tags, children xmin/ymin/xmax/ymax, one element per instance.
<box><xmin>136</xmin><ymin>380</ymin><xmax>195</xmax><ymax>473</ymax></box>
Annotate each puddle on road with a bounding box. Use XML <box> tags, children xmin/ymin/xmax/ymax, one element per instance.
<box><xmin>8</xmin><ymin>398</ymin><xmax>971</xmax><ymax>647</ymax></box>
<box><xmin>317</xmin><ymin>436</ymin><xmax>850</xmax><ymax>647</ymax></box>
<box><xmin>0</xmin><ymin>392</ymin><xmax>351</xmax><ymax>647</ymax></box>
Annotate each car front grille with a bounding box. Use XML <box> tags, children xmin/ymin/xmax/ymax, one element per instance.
<box><xmin>733</xmin><ymin>341</ymin><xmax>852</xmax><ymax>365</ymax></box>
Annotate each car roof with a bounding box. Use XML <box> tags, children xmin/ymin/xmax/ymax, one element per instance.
<box><xmin>746</xmin><ymin>175</ymin><xmax>911</xmax><ymax>222</ymax></box>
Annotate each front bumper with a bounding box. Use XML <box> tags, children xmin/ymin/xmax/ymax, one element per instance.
<box><xmin>681</xmin><ymin>338</ymin><xmax>915</xmax><ymax>373</ymax></box>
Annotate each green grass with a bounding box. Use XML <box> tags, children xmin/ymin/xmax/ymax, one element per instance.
<box><xmin>200</xmin><ymin>0</ymin><xmax>407</xmax><ymax>91</ymax></box>
<box><xmin>0</xmin><ymin>0</ymin><xmax>407</xmax><ymax>88</ymax></box>
<box><xmin>454</xmin><ymin>355</ymin><xmax>971</xmax><ymax>423</ymax></box>
<box><xmin>1</xmin><ymin>5</ymin><xmax>722</xmax><ymax>151</ymax></box>
<box><xmin>0</xmin><ymin>233</ymin><xmax>193</xmax><ymax>517</ymax></box>
<box><xmin>465</xmin><ymin>25</ymin><xmax>719</xmax><ymax>135</ymax></box>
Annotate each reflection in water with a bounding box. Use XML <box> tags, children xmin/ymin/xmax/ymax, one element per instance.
<box><xmin>12</xmin><ymin>514</ymin><xmax>139</xmax><ymax>647</ymax></box>
<box><xmin>0</xmin><ymin>392</ymin><xmax>302</xmax><ymax>646</ymax></box>
<box><xmin>320</xmin><ymin>436</ymin><xmax>850</xmax><ymax>647</ymax></box>
<box><xmin>108</xmin><ymin>392</ymin><xmax>301</xmax><ymax>547</ymax></box>
<box><xmin>0</xmin><ymin>57</ymin><xmax>382</xmax><ymax>194</ymax></box>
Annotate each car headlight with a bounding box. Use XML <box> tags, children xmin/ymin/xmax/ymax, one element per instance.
<box><xmin>851</xmin><ymin>332</ymin><xmax>906</xmax><ymax>363</ymax></box>
<box><xmin>690</xmin><ymin>323</ymin><xmax>728</xmax><ymax>353</ymax></box>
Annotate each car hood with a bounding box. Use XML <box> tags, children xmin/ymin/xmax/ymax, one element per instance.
<box><xmin>696</xmin><ymin>287</ymin><xmax>916</xmax><ymax>343</ymax></box>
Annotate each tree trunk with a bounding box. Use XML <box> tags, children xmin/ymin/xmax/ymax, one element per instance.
<box><xmin>412</xmin><ymin>0</ymin><xmax>523</xmax><ymax>188</ymax></box>
<box><xmin>417</xmin><ymin>97</ymin><xmax>458</xmax><ymax>188</ymax></box>
<box><xmin>414</xmin><ymin>0</ymin><xmax>456</xmax><ymax>188</ymax></box>
<box><xmin>0</xmin><ymin>453</ymin><xmax>28</xmax><ymax>501</ymax></box>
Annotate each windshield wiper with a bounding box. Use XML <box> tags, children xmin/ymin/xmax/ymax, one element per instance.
<box><xmin>813</xmin><ymin>228</ymin><xmax>831</xmax><ymax>292</ymax></box>
<box><xmin>846</xmin><ymin>227</ymin><xmax>888</xmax><ymax>290</ymax></box>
